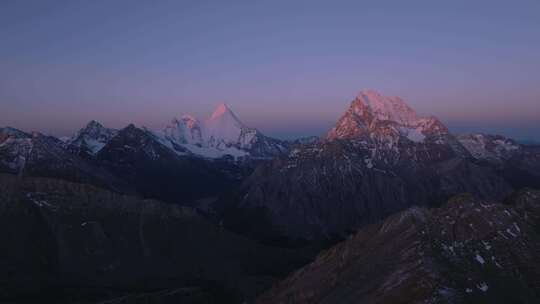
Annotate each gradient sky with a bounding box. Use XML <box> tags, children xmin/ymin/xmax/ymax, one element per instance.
<box><xmin>1</xmin><ymin>0</ymin><xmax>539</xmax><ymax>141</ymax></box>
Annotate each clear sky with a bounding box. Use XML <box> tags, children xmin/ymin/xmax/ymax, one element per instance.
<box><xmin>1</xmin><ymin>0</ymin><xmax>539</xmax><ymax>141</ymax></box>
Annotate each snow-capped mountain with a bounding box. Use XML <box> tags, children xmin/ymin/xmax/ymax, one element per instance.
<box><xmin>158</xmin><ymin>103</ymin><xmax>288</xmax><ymax>159</ymax></box>
<box><xmin>61</xmin><ymin>103</ymin><xmax>288</xmax><ymax>161</ymax></box>
<box><xmin>327</xmin><ymin>90</ymin><xmax>448</xmax><ymax>143</ymax></box>
<box><xmin>67</xmin><ymin>120</ymin><xmax>118</xmax><ymax>156</ymax></box>
<box><xmin>206</xmin><ymin>103</ymin><xmax>249</xmax><ymax>148</ymax></box>
<box><xmin>163</xmin><ymin>115</ymin><xmax>204</xmax><ymax>146</ymax></box>
<box><xmin>0</xmin><ymin>127</ymin><xmax>127</xmax><ymax>190</ymax></box>
<box><xmin>234</xmin><ymin>90</ymin><xmax>539</xmax><ymax>240</ymax></box>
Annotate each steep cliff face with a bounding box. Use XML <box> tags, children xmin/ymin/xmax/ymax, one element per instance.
<box><xmin>257</xmin><ymin>190</ymin><xmax>540</xmax><ymax>304</ymax></box>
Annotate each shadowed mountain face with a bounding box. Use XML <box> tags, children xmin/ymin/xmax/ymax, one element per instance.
<box><xmin>95</xmin><ymin>124</ymin><xmax>246</xmax><ymax>204</ymax></box>
<box><xmin>257</xmin><ymin>190</ymin><xmax>540</xmax><ymax>304</ymax></box>
<box><xmin>0</xmin><ymin>174</ymin><xmax>309</xmax><ymax>303</ymax></box>
<box><xmin>233</xmin><ymin>91</ymin><xmax>540</xmax><ymax>240</ymax></box>
<box><xmin>0</xmin><ymin>130</ymin><xmax>130</xmax><ymax>192</ymax></box>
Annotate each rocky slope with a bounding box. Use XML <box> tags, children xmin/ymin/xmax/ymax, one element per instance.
<box><xmin>0</xmin><ymin>173</ymin><xmax>308</xmax><ymax>303</ymax></box>
<box><xmin>257</xmin><ymin>190</ymin><xmax>540</xmax><ymax>304</ymax></box>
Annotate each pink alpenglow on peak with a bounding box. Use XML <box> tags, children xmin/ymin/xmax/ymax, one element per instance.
<box><xmin>206</xmin><ymin>102</ymin><xmax>247</xmax><ymax>145</ymax></box>
<box><xmin>327</xmin><ymin>90</ymin><xmax>448</xmax><ymax>142</ymax></box>
<box><xmin>156</xmin><ymin>103</ymin><xmax>288</xmax><ymax>159</ymax></box>
<box><xmin>356</xmin><ymin>90</ymin><xmax>419</xmax><ymax>126</ymax></box>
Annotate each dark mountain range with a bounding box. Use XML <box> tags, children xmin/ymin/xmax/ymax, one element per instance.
<box><xmin>0</xmin><ymin>128</ymin><xmax>128</xmax><ymax>192</ymax></box>
<box><xmin>0</xmin><ymin>173</ymin><xmax>309</xmax><ymax>303</ymax></box>
<box><xmin>1</xmin><ymin>123</ymin><xmax>252</xmax><ymax>205</ymax></box>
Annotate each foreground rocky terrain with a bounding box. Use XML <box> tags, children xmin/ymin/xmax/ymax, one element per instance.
<box><xmin>257</xmin><ymin>189</ymin><xmax>540</xmax><ymax>304</ymax></box>
<box><xmin>0</xmin><ymin>174</ymin><xmax>308</xmax><ymax>303</ymax></box>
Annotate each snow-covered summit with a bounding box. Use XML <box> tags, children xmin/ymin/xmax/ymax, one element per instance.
<box><xmin>206</xmin><ymin>103</ymin><xmax>247</xmax><ymax>147</ymax></box>
<box><xmin>158</xmin><ymin>103</ymin><xmax>288</xmax><ymax>159</ymax></box>
<box><xmin>327</xmin><ymin>90</ymin><xmax>448</xmax><ymax>142</ymax></box>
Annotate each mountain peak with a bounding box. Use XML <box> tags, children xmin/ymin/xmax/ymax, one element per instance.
<box><xmin>210</xmin><ymin>102</ymin><xmax>245</xmax><ymax>128</ymax></box>
<box><xmin>356</xmin><ymin>89</ymin><xmax>383</xmax><ymax>99</ymax></box>
<box><xmin>208</xmin><ymin>103</ymin><xmax>245</xmax><ymax>129</ymax></box>
<box><xmin>86</xmin><ymin>120</ymin><xmax>103</xmax><ymax>128</ymax></box>
<box><xmin>205</xmin><ymin>103</ymin><xmax>246</xmax><ymax>144</ymax></box>
<box><xmin>327</xmin><ymin>91</ymin><xmax>448</xmax><ymax>141</ymax></box>
<box><xmin>68</xmin><ymin>120</ymin><xmax>118</xmax><ymax>155</ymax></box>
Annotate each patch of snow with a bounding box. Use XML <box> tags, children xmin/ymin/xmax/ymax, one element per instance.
<box><xmin>506</xmin><ymin>228</ymin><xmax>517</xmax><ymax>238</ymax></box>
<box><xmin>364</xmin><ymin>158</ymin><xmax>374</xmax><ymax>169</ymax></box>
<box><xmin>475</xmin><ymin>253</ymin><xmax>485</xmax><ymax>265</ymax></box>
<box><xmin>513</xmin><ymin>222</ymin><xmax>521</xmax><ymax>233</ymax></box>
<box><xmin>398</xmin><ymin>126</ymin><xmax>426</xmax><ymax>142</ymax></box>
<box><xmin>476</xmin><ymin>282</ymin><xmax>489</xmax><ymax>292</ymax></box>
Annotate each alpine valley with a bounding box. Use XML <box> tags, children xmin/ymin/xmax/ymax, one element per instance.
<box><xmin>1</xmin><ymin>91</ymin><xmax>540</xmax><ymax>304</ymax></box>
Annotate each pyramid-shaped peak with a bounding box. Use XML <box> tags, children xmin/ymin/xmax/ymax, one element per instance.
<box><xmin>209</xmin><ymin>103</ymin><xmax>244</xmax><ymax>126</ymax></box>
<box><xmin>211</xmin><ymin>102</ymin><xmax>233</xmax><ymax>119</ymax></box>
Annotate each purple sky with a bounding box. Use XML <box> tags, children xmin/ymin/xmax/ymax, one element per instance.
<box><xmin>1</xmin><ymin>0</ymin><xmax>539</xmax><ymax>141</ymax></box>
